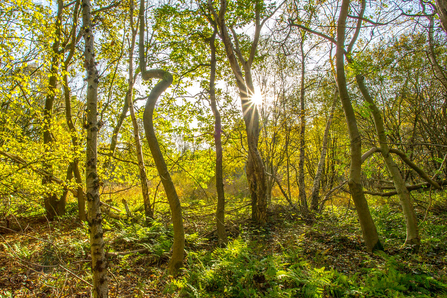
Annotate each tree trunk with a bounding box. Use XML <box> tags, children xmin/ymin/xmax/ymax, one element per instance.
<box><xmin>209</xmin><ymin>0</ymin><xmax>267</xmax><ymax>223</ymax></box>
<box><xmin>298</xmin><ymin>41</ymin><xmax>308</xmax><ymax>217</ymax></box>
<box><xmin>57</xmin><ymin>163</ymin><xmax>72</xmax><ymax>216</ymax></box>
<box><xmin>63</xmin><ymin>74</ymin><xmax>86</xmax><ymax>221</ymax></box>
<box><xmin>310</xmin><ymin>89</ymin><xmax>337</xmax><ymax>211</ymax></box>
<box><xmin>336</xmin><ymin>0</ymin><xmax>382</xmax><ymax>252</ymax></box>
<box><xmin>62</xmin><ymin>0</ymin><xmax>85</xmax><ymax>221</ymax></box>
<box><xmin>285</xmin><ymin>131</ymin><xmax>292</xmax><ymax>202</ymax></box>
<box><xmin>43</xmin><ymin>0</ymin><xmax>64</xmax><ymax>220</ymax></box>
<box><xmin>139</xmin><ymin>0</ymin><xmax>184</xmax><ymax>275</ymax></box>
<box><xmin>428</xmin><ymin>16</ymin><xmax>447</xmax><ymax>91</ymax></box>
<box><xmin>82</xmin><ymin>0</ymin><xmax>108</xmax><ymax>295</ymax></box>
<box><xmin>209</xmin><ymin>31</ymin><xmax>227</xmax><ymax>245</ymax></box>
<box><xmin>436</xmin><ymin>0</ymin><xmax>447</xmax><ymax>35</ymax></box>
<box><xmin>356</xmin><ymin>75</ymin><xmax>420</xmax><ymax>248</ymax></box>
<box><xmin>128</xmin><ymin>2</ymin><xmax>153</xmax><ymax>220</ymax></box>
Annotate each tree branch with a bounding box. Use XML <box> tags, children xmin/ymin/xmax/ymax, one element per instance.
<box><xmin>389</xmin><ymin>148</ymin><xmax>441</xmax><ymax>189</ymax></box>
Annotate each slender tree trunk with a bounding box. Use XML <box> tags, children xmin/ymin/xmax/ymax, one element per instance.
<box><xmin>43</xmin><ymin>0</ymin><xmax>64</xmax><ymax>220</ymax></box>
<box><xmin>62</xmin><ymin>0</ymin><xmax>85</xmax><ymax>221</ymax></box>
<box><xmin>286</xmin><ymin>131</ymin><xmax>292</xmax><ymax>200</ymax></box>
<box><xmin>128</xmin><ymin>1</ymin><xmax>153</xmax><ymax>220</ymax></box>
<box><xmin>82</xmin><ymin>0</ymin><xmax>108</xmax><ymax>294</ymax></box>
<box><xmin>336</xmin><ymin>0</ymin><xmax>382</xmax><ymax>252</ymax></box>
<box><xmin>63</xmin><ymin>75</ymin><xmax>86</xmax><ymax>221</ymax></box>
<box><xmin>356</xmin><ymin>75</ymin><xmax>420</xmax><ymax>248</ymax></box>
<box><xmin>139</xmin><ymin>0</ymin><xmax>184</xmax><ymax>275</ymax></box>
<box><xmin>57</xmin><ymin>163</ymin><xmax>72</xmax><ymax>215</ymax></box>
<box><xmin>109</xmin><ymin>94</ymin><xmax>129</xmax><ymax>155</ymax></box>
<box><xmin>64</xmin><ymin>69</ymin><xmax>86</xmax><ymax>222</ymax></box>
<box><xmin>209</xmin><ymin>0</ymin><xmax>267</xmax><ymax>223</ymax></box>
<box><xmin>298</xmin><ymin>41</ymin><xmax>308</xmax><ymax>217</ymax></box>
<box><xmin>310</xmin><ymin>89</ymin><xmax>337</xmax><ymax>211</ymax></box>
<box><xmin>209</xmin><ymin>31</ymin><xmax>227</xmax><ymax>245</ymax></box>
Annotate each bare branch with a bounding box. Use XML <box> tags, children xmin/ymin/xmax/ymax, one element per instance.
<box><xmin>389</xmin><ymin>148</ymin><xmax>441</xmax><ymax>189</ymax></box>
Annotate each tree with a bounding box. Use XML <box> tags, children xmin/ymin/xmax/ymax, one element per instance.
<box><xmin>128</xmin><ymin>0</ymin><xmax>153</xmax><ymax>220</ymax></box>
<box><xmin>345</xmin><ymin>0</ymin><xmax>420</xmax><ymax>248</ymax></box>
<box><xmin>139</xmin><ymin>0</ymin><xmax>185</xmax><ymax>275</ymax></box>
<box><xmin>208</xmin><ymin>29</ymin><xmax>227</xmax><ymax>245</ymax></box>
<box><xmin>62</xmin><ymin>0</ymin><xmax>86</xmax><ymax>222</ymax></box>
<box><xmin>310</xmin><ymin>88</ymin><xmax>338</xmax><ymax>211</ymax></box>
<box><xmin>82</xmin><ymin>0</ymin><xmax>108</xmax><ymax>294</ymax></box>
<box><xmin>208</xmin><ymin>0</ymin><xmax>276</xmax><ymax>223</ymax></box>
<box><xmin>335</xmin><ymin>0</ymin><xmax>382</xmax><ymax>252</ymax></box>
<box><xmin>42</xmin><ymin>0</ymin><xmax>65</xmax><ymax>220</ymax></box>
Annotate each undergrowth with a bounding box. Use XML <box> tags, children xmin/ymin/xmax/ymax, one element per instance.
<box><xmin>1</xmin><ymin>196</ymin><xmax>447</xmax><ymax>297</ymax></box>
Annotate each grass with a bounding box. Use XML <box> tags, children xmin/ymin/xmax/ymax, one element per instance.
<box><xmin>0</xmin><ymin>191</ymin><xmax>447</xmax><ymax>297</ymax></box>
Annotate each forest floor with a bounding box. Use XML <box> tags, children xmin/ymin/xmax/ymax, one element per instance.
<box><xmin>1</xmin><ymin>198</ymin><xmax>447</xmax><ymax>297</ymax></box>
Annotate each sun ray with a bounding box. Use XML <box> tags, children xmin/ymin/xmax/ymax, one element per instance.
<box><xmin>250</xmin><ymin>87</ymin><xmax>263</xmax><ymax>106</ymax></box>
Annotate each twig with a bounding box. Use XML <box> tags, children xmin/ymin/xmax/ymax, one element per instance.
<box><xmin>319</xmin><ymin>181</ymin><xmax>348</xmax><ymax>213</ymax></box>
<box><xmin>100</xmin><ymin>201</ymin><xmax>123</xmax><ymax>213</ymax></box>
<box><xmin>106</xmin><ymin>248</ymin><xmax>149</xmax><ymax>256</ymax></box>
<box><xmin>12</xmin><ymin>214</ymin><xmax>23</xmax><ymax>233</ymax></box>
<box><xmin>59</xmin><ymin>264</ymin><xmax>93</xmax><ymax>287</ymax></box>
<box><xmin>0</xmin><ymin>225</ymin><xmax>19</xmax><ymax>233</ymax></box>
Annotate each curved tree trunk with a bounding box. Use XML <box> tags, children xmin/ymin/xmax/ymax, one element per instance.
<box><xmin>336</xmin><ymin>0</ymin><xmax>382</xmax><ymax>252</ymax></box>
<box><xmin>139</xmin><ymin>0</ymin><xmax>184</xmax><ymax>275</ymax></box>
<box><xmin>82</xmin><ymin>0</ymin><xmax>108</xmax><ymax>295</ymax></box>
<box><xmin>209</xmin><ymin>31</ymin><xmax>227</xmax><ymax>245</ymax></box>
<box><xmin>356</xmin><ymin>75</ymin><xmax>420</xmax><ymax>248</ymax></box>
<box><xmin>128</xmin><ymin>1</ymin><xmax>153</xmax><ymax>220</ymax></box>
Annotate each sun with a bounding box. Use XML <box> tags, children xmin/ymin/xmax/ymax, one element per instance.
<box><xmin>250</xmin><ymin>87</ymin><xmax>263</xmax><ymax>106</ymax></box>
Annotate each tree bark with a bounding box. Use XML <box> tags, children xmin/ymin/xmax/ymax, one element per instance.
<box><xmin>336</xmin><ymin>0</ymin><xmax>382</xmax><ymax>252</ymax></box>
<box><xmin>62</xmin><ymin>0</ymin><xmax>85</xmax><ymax>221</ymax></box>
<box><xmin>128</xmin><ymin>0</ymin><xmax>153</xmax><ymax>220</ymax></box>
<box><xmin>43</xmin><ymin>0</ymin><xmax>64</xmax><ymax>220</ymax></box>
<box><xmin>436</xmin><ymin>0</ymin><xmax>447</xmax><ymax>35</ymax></box>
<box><xmin>209</xmin><ymin>30</ymin><xmax>227</xmax><ymax>245</ymax></box>
<box><xmin>208</xmin><ymin>0</ymin><xmax>267</xmax><ymax>223</ymax></box>
<box><xmin>82</xmin><ymin>0</ymin><xmax>108</xmax><ymax>295</ymax></box>
<box><xmin>389</xmin><ymin>148</ymin><xmax>441</xmax><ymax>189</ymax></box>
<box><xmin>139</xmin><ymin>0</ymin><xmax>184</xmax><ymax>275</ymax></box>
<box><xmin>356</xmin><ymin>75</ymin><xmax>420</xmax><ymax>247</ymax></box>
<box><xmin>427</xmin><ymin>16</ymin><xmax>447</xmax><ymax>91</ymax></box>
<box><xmin>310</xmin><ymin>89</ymin><xmax>337</xmax><ymax>211</ymax></box>
<box><xmin>298</xmin><ymin>40</ymin><xmax>308</xmax><ymax>217</ymax></box>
